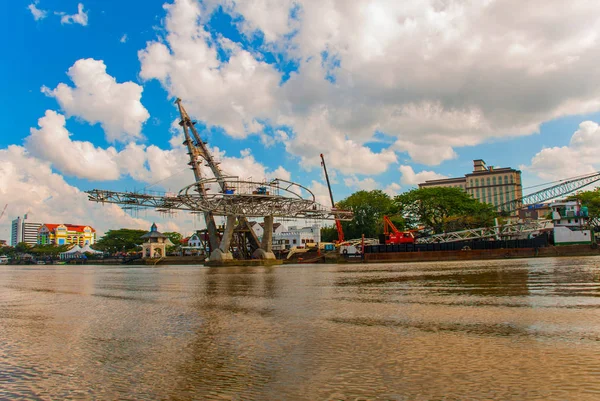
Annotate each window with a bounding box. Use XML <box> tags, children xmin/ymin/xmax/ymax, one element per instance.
<box><xmin>293</xmin><ymin>239</ymin><xmax>297</xmax><ymax>244</ymax></box>
<box><xmin>486</xmin><ymin>177</ymin><xmax>490</xmax><ymax>185</ymax></box>
<box><xmin>475</xmin><ymin>178</ymin><xmax>479</xmax><ymax>186</ymax></box>
<box><xmin>504</xmin><ymin>176</ymin><xmax>509</xmax><ymax>184</ymax></box>
<box><xmin>492</xmin><ymin>176</ymin><xmax>496</xmax><ymax>185</ymax></box>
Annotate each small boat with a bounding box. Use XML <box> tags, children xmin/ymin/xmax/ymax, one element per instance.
<box><xmin>36</xmin><ymin>260</ymin><xmax>46</xmax><ymax>265</ymax></box>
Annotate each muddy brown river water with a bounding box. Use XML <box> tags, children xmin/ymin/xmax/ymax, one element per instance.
<box><xmin>1</xmin><ymin>257</ymin><xmax>600</xmax><ymax>400</ymax></box>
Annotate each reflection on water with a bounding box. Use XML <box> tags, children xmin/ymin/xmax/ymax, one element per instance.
<box><xmin>1</xmin><ymin>258</ymin><xmax>600</xmax><ymax>400</ymax></box>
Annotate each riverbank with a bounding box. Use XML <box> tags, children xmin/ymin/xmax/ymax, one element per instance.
<box><xmin>363</xmin><ymin>244</ymin><xmax>600</xmax><ymax>263</ymax></box>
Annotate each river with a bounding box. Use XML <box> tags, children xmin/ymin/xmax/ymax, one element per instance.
<box><xmin>1</xmin><ymin>257</ymin><xmax>600</xmax><ymax>400</ymax></box>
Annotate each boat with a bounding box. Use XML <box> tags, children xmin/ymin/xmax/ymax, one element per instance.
<box><xmin>0</xmin><ymin>256</ymin><xmax>8</xmax><ymax>265</ymax></box>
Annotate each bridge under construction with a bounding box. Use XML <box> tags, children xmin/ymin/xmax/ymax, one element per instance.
<box><xmin>87</xmin><ymin>99</ymin><xmax>352</xmax><ymax>264</ymax></box>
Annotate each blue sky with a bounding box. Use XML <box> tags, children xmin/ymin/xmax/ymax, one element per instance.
<box><xmin>2</xmin><ymin>0</ymin><xmax>600</xmax><ymax>238</ymax></box>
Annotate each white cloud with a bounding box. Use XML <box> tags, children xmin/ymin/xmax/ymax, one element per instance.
<box><xmin>141</xmin><ymin>0</ymin><xmax>600</xmax><ymax>173</ymax></box>
<box><xmin>0</xmin><ymin>145</ymin><xmax>151</xmax><ymax>239</ymax></box>
<box><xmin>343</xmin><ymin>176</ymin><xmax>379</xmax><ymax>191</ymax></box>
<box><xmin>23</xmin><ymin>110</ymin><xmax>195</xmax><ymax>188</ymax></box>
<box><xmin>28</xmin><ymin>3</ymin><xmax>47</xmax><ymax>20</ymax></box>
<box><xmin>25</xmin><ymin>110</ymin><xmax>121</xmax><ymax>180</ymax></box>
<box><xmin>138</xmin><ymin>0</ymin><xmax>280</xmax><ymax>138</ymax></box>
<box><xmin>138</xmin><ymin>0</ymin><xmax>399</xmax><ymax>175</ymax></box>
<box><xmin>399</xmin><ymin>165</ymin><xmax>447</xmax><ymax>186</ymax></box>
<box><xmin>268</xmin><ymin>166</ymin><xmax>291</xmax><ymax>182</ymax></box>
<box><xmin>210</xmin><ymin>147</ymin><xmax>291</xmax><ymax>184</ymax></box>
<box><xmin>42</xmin><ymin>58</ymin><xmax>149</xmax><ymax>142</ymax></box>
<box><xmin>308</xmin><ymin>180</ymin><xmax>333</xmax><ymax>207</ymax></box>
<box><xmin>522</xmin><ymin>121</ymin><xmax>600</xmax><ymax>181</ymax></box>
<box><xmin>120</xmin><ymin>34</ymin><xmax>128</xmax><ymax>43</ymax></box>
<box><xmin>393</xmin><ymin>138</ymin><xmax>458</xmax><ymax>166</ymax></box>
<box><xmin>59</xmin><ymin>3</ymin><xmax>88</xmax><ymax>26</ymax></box>
<box><xmin>383</xmin><ymin>182</ymin><xmax>402</xmax><ymax>197</ymax></box>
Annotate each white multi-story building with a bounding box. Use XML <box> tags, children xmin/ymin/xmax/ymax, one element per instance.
<box><xmin>11</xmin><ymin>216</ymin><xmax>41</xmax><ymax>246</ymax></box>
<box><xmin>249</xmin><ymin>221</ymin><xmax>285</xmax><ymax>241</ymax></box>
<box><xmin>272</xmin><ymin>225</ymin><xmax>321</xmax><ymax>251</ymax></box>
<box><xmin>550</xmin><ymin>200</ymin><xmax>592</xmax><ymax>245</ymax></box>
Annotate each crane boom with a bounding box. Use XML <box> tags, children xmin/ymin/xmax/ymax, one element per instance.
<box><xmin>320</xmin><ymin>154</ymin><xmax>344</xmax><ymax>243</ymax></box>
<box><xmin>0</xmin><ymin>204</ymin><xmax>6</xmax><ymax>221</ymax></box>
<box><xmin>499</xmin><ymin>171</ymin><xmax>600</xmax><ymax>213</ymax></box>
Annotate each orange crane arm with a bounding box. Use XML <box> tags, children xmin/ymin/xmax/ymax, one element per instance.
<box><xmin>383</xmin><ymin>215</ymin><xmax>400</xmax><ymax>235</ymax></box>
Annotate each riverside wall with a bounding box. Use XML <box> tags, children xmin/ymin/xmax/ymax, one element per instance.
<box><xmin>363</xmin><ymin>244</ymin><xmax>600</xmax><ymax>263</ymax></box>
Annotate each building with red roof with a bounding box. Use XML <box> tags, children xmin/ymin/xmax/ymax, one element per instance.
<box><xmin>38</xmin><ymin>223</ymin><xmax>96</xmax><ymax>246</ymax></box>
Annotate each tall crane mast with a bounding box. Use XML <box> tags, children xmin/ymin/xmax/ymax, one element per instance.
<box><xmin>175</xmin><ymin>99</ymin><xmax>260</xmax><ymax>253</ymax></box>
<box><xmin>320</xmin><ymin>154</ymin><xmax>344</xmax><ymax>243</ymax></box>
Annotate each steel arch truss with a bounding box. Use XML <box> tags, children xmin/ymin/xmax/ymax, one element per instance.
<box><xmin>86</xmin><ymin>177</ymin><xmax>353</xmax><ymax>221</ymax></box>
<box><xmin>417</xmin><ymin>220</ymin><xmax>554</xmax><ymax>244</ymax></box>
<box><xmin>498</xmin><ymin>172</ymin><xmax>600</xmax><ymax>213</ymax></box>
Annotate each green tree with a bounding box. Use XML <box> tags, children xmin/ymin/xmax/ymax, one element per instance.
<box><xmin>568</xmin><ymin>189</ymin><xmax>600</xmax><ymax>216</ymax></box>
<box><xmin>15</xmin><ymin>242</ymin><xmax>31</xmax><ymax>253</ymax></box>
<box><xmin>320</xmin><ymin>225</ymin><xmax>338</xmax><ymax>242</ymax></box>
<box><xmin>95</xmin><ymin>229</ymin><xmax>147</xmax><ymax>253</ymax></box>
<box><xmin>395</xmin><ymin>187</ymin><xmax>497</xmax><ymax>234</ymax></box>
<box><xmin>164</xmin><ymin>232</ymin><xmax>183</xmax><ymax>255</ymax></box>
<box><xmin>336</xmin><ymin>190</ymin><xmax>399</xmax><ymax>239</ymax></box>
<box><xmin>568</xmin><ymin>188</ymin><xmax>600</xmax><ymax>229</ymax></box>
<box><xmin>29</xmin><ymin>244</ymin><xmax>70</xmax><ymax>257</ymax></box>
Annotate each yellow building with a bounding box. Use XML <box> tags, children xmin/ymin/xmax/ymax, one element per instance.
<box><xmin>419</xmin><ymin>159</ymin><xmax>523</xmax><ymax>212</ymax></box>
<box><xmin>38</xmin><ymin>224</ymin><xmax>96</xmax><ymax>246</ymax></box>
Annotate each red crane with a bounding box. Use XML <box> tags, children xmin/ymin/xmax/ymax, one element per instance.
<box><xmin>383</xmin><ymin>215</ymin><xmax>416</xmax><ymax>244</ymax></box>
<box><xmin>320</xmin><ymin>154</ymin><xmax>344</xmax><ymax>243</ymax></box>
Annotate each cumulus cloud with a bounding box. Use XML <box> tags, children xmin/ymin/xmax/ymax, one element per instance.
<box><xmin>25</xmin><ymin>110</ymin><xmax>121</xmax><ymax>180</ymax></box>
<box><xmin>383</xmin><ymin>182</ymin><xmax>402</xmax><ymax>197</ymax></box>
<box><xmin>28</xmin><ymin>3</ymin><xmax>47</xmax><ymax>20</ymax></box>
<box><xmin>211</xmin><ymin>147</ymin><xmax>291</xmax><ymax>183</ymax></box>
<box><xmin>343</xmin><ymin>176</ymin><xmax>379</xmax><ymax>191</ymax></box>
<box><xmin>138</xmin><ymin>0</ymin><xmax>400</xmax><ymax>175</ymax></box>
<box><xmin>0</xmin><ymin>146</ymin><xmax>151</xmax><ymax>238</ymax></box>
<box><xmin>23</xmin><ymin>109</ymin><xmax>194</xmax><ymax>188</ymax></box>
<box><xmin>42</xmin><ymin>58</ymin><xmax>149</xmax><ymax>142</ymax></box>
<box><xmin>140</xmin><ymin>0</ymin><xmax>600</xmax><ymax>174</ymax></box>
<box><xmin>522</xmin><ymin>121</ymin><xmax>600</xmax><ymax>181</ymax></box>
<box><xmin>23</xmin><ymin>109</ymin><xmax>292</xmax><ymax>196</ymax></box>
<box><xmin>308</xmin><ymin>180</ymin><xmax>333</xmax><ymax>207</ymax></box>
<box><xmin>399</xmin><ymin>165</ymin><xmax>447</xmax><ymax>186</ymax></box>
<box><xmin>58</xmin><ymin>3</ymin><xmax>88</xmax><ymax>26</ymax></box>
<box><xmin>120</xmin><ymin>34</ymin><xmax>128</xmax><ymax>43</ymax></box>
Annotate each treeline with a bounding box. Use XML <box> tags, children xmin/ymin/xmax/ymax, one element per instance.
<box><xmin>322</xmin><ymin>187</ymin><xmax>499</xmax><ymax>242</ymax></box>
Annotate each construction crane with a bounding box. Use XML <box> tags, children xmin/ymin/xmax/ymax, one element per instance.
<box><xmin>0</xmin><ymin>204</ymin><xmax>6</xmax><ymax>221</ymax></box>
<box><xmin>175</xmin><ymin>99</ymin><xmax>261</xmax><ymax>256</ymax></box>
<box><xmin>383</xmin><ymin>215</ymin><xmax>416</xmax><ymax>244</ymax></box>
<box><xmin>499</xmin><ymin>171</ymin><xmax>600</xmax><ymax>214</ymax></box>
<box><xmin>320</xmin><ymin>154</ymin><xmax>344</xmax><ymax>243</ymax></box>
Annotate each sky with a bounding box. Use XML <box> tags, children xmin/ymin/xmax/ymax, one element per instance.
<box><xmin>2</xmin><ymin>0</ymin><xmax>600</xmax><ymax>240</ymax></box>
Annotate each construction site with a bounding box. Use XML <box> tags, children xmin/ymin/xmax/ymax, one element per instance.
<box><xmin>85</xmin><ymin>99</ymin><xmax>600</xmax><ymax>266</ymax></box>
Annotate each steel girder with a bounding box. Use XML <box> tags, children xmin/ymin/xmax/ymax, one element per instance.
<box><xmin>416</xmin><ymin>220</ymin><xmax>554</xmax><ymax>244</ymax></box>
<box><xmin>498</xmin><ymin>172</ymin><xmax>600</xmax><ymax>213</ymax></box>
<box><xmin>86</xmin><ymin>189</ymin><xmax>353</xmax><ymax>221</ymax></box>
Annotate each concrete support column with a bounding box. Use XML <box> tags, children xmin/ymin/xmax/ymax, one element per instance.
<box><xmin>209</xmin><ymin>215</ymin><xmax>235</xmax><ymax>261</ymax></box>
<box><xmin>253</xmin><ymin>215</ymin><xmax>276</xmax><ymax>260</ymax></box>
